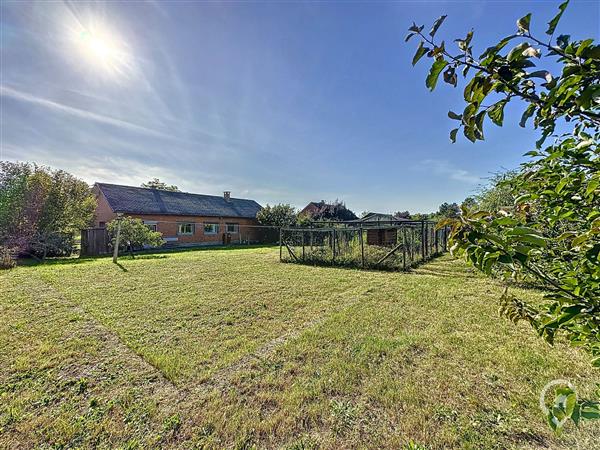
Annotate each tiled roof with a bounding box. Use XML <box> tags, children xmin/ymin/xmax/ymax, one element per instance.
<box><xmin>96</xmin><ymin>183</ymin><xmax>262</xmax><ymax>219</ymax></box>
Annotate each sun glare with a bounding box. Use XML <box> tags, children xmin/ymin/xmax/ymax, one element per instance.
<box><xmin>73</xmin><ymin>25</ymin><xmax>131</xmax><ymax>77</ymax></box>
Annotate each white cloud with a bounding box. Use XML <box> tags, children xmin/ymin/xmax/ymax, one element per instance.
<box><xmin>0</xmin><ymin>85</ymin><xmax>172</xmax><ymax>140</ymax></box>
<box><xmin>418</xmin><ymin>159</ymin><xmax>480</xmax><ymax>184</ymax></box>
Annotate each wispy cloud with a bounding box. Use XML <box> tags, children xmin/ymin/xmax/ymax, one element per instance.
<box><xmin>418</xmin><ymin>159</ymin><xmax>480</xmax><ymax>184</ymax></box>
<box><xmin>0</xmin><ymin>85</ymin><xmax>172</xmax><ymax>139</ymax></box>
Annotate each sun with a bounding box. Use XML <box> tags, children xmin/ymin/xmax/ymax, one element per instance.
<box><xmin>74</xmin><ymin>26</ymin><xmax>131</xmax><ymax>77</ymax></box>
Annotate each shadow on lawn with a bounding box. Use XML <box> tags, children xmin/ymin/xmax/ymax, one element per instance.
<box><xmin>15</xmin><ymin>244</ymin><xmax>278</xmax><ymax>268</ymax></box>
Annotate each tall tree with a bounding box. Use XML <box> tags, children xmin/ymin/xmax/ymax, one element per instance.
<box><xmin>408</xmin><ymin>1</ymin><xmax>600</xmax><ymax>432</ymax></box>
<box><xmin>256</xmin><ymin>204</ymin><xmax>298</xmax><ymax>227</ymax></box>
<box><xmin>141</xmin><ymin>178</ymin><xmax>180</xmax><ymax>192</ymax></box>
<box><xmin>0</xmin><ymin>162</ymin><xmax>96</xmax><ymax>260</ymax></box>
<box><xmin>435</xmin><ymin>202</ymin><xmax>460</xmax><ymax>220</ymax></box>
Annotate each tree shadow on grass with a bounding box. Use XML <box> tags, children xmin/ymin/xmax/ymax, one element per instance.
<box><xmin>15</xmin><ymin>244</ymin><xmax>278</xmax><ymax>269</ymax></box>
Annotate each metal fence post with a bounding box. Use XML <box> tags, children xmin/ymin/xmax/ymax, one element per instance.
<box><xmin>332</xmin><ymin>229</ymin><xmax>336</xmax><ymax>262</ymax></box>
<box><xmin>420</xmin><ymin>220</ymin><xmax>425</xmax><ymax>262</ymax></box>
<box><xmin>402</xmin><ymin>225</ymin><xmax>407</xmax><ymax>270</ymax></box>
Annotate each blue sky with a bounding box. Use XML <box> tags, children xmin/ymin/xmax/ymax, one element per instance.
<box><xmin>1</xmin><ymin>1</ymin><xmax>598</xmax><ymax>214</ymax></box>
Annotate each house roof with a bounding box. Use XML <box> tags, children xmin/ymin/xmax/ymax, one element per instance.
<box><xmin>356</xmin><ymin>212</ymin><xmax>411</xmax><ymax>222</ymax></box>
<box><xmin>96</xmin><ymin>183</ymin><xmax>262</xmax><ymax>219</ymax></box>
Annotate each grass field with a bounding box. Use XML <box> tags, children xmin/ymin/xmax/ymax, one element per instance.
<box><xmin>1</xmin><ymin>246</ymin><xmax>599</xmax><ymax>449</ymax></box>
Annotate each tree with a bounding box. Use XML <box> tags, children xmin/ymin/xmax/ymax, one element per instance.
<box><xmin>0</xmin><ymin>162</ymin><xmax>96</xmax><ymax>260</ymax></box>
<box><xmin>460</xmin><ymin>196</ymin><xmax>478</xmax><ymax>212</ymax></box>
<box><xmin>410</xmin><ymin>212</ymin><xmax>431</xmax><ymax>221</ymax></box>
<box><xmin>141</xmin><ymin>178</ymin><xmax>180</xmax><ymax>192</ymax></box>
<box><xmin>435</xmin><ymin>202</ymin><xmax>460</xmax><ymax>220</ymax></box>
<box><xmin>311</xmin><ymin>200</ymin><xmax>358</xmax><ymax>222</ymax></box>
<box><xmin>394</xmin><ymin>211</ymin><xmax>411</xmax><ymax>219</ymax></box>
<box><xmin>107</xmin><ymin>217</ymin><xmax>164</xmax><ymax>255</ymax></box>
<box><xmin>475</xmin><ymin>170</ymin><xmax>519</xmax><ymax>212</ymax></box>
<box><xmin>408</xmin><ymin>1</ymin><xmax>600</xmax><ymax>432</ymax></box>
<box><xmin>256</xmin><ymin>204</ymin><xmax>298</xmax><ymax>227</ymax></box>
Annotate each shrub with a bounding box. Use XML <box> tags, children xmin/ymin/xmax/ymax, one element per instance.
<box><xmin>107</xmin><ymin>217</ymin><xmax>164</xmax><ymax>252</ymax></box>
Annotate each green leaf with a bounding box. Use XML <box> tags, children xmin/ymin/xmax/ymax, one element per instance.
<box><xmin>519</xmin><ymin>104</ymin><xmax>536</xmax><ymax>127</ymax></box>
<box><xmin>556</xmin><ymin>34</ymin><xmax>570</xmax><ymax>49</ymax></box>
<box><xmin>448</xmin><ymin>111</ymin><xmax>462</xmax><ymax>120</ymax></box>
<box><xmin>412</xmin><ymin>41</ymin><xmax>428</xmax><ymax>66</ymax></box>
<box><xmin>508</xmin><ymin>42</ymin><xmax>531</xmax><ymax>61</ymax></box>
<box><xmin>426</xmin><ymin>59</ymin><xmax>449</xmax><ymax>91</ymax></box>
<box><xmin>546</xmin><ymin>0</ymin><xmax>569</xmax><ymax>36</ymax></box>
<box><xmin>487</xmin><ymin>100</ymin><xmax>507</xmax><ymax>126</ymax></box>
<box><xmin>449</xmin><ymin>128</ymin><xmax>458</xmax><ymax>143</ymax></box>
<box><xmin>429</xmin><ymin>15</ymin><xmax>447</xmax><ymax>38</ymax></box>
<box><xmin>475</xmin><ymin>110</ymin><xmax>486</xmax><ymax>139</ymax></box>
<box><xmin>572</xmin><ymin>404</ymin><xmax>581</xmax><ymax>426</ymax></box>
<box><xmin>507</xmin><ymin>226</ymin><xmax>542</xmax><ymax>236</ymax></box>
<box><xmin>443</xmin><ymin>66</ymin><xmax>457</xmax><ymax>87</ymax></box>
<box><xmin>585</xmin><ymin>179</ymin><xmax>599</xmax><ymax>197</ymax></box>
<box><xmin>514</xmin><ymin>234</ymin><xmax>547</xmax><ymax>247</ymax></box>
<box><xmin>580</xmin><ymin>405</ymin><xmax>600</xmax><ymax>420</ymax></box>
<box><xmin>517</xmin><ymin>13</ymin><xmax>531</xmax><ymax>34</ymax></box>
<box><xmin>405</xmin><ymin>32</ymin><xmax>415</xmax><ymax>42</ymax></box>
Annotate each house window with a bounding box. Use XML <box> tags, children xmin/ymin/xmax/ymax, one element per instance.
<box><xmin>204</xmin><ymin>223</ymin><xmax>219</xmax><ymax>235</ymax></box>
<box><xmin>226</xmin><ymin>223</ymin><xmax>239</xmax><ymax>233</ymax></box>
<box><xmin>99</xmin><ymin>222</ymin><xmax>106</xmax><ymax>228</ymax></box>
<box><xmin>146</xmin><ymin>224</ymin><xmax>157</xmax><ymax>232</ymax></box>
<box><xmin>177</xmin><ymin>223</ymin><xmax>195</xmax><ymax>235</ymax></box>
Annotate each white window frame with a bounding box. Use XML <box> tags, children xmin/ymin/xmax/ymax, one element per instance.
<box><xmin>177</xmin><ymin>223</ymin><xmax>195</xmax><ymax>236</ymax></box>
<box><xmin>225</xmin><ymin>223</ymin><xmax>239</xmax><ymax>234</ymax></box>
<box><xmin>204</xmin><ymin>223</ymin><xmax>219</xmax><ymax>235</ymax></box>
<box><xmin>144</xmin><ymin>220</ymin><xmax>158</xmax><ymax>232</ymax></box>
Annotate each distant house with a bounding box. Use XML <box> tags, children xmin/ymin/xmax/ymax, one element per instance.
<box><xmin>93</xmin><ymin>183</ymin><xmax>263</xmax><ymax>245</ymax></box>
<box><xmin>299</xmin><ymin>201</ymin><xmax>328</xmax><ymax>217</ymax></box>
<box><xmin>300</xmin><ymin>200</ymin><xmax>358</xmax><ymax>221</ymax></box>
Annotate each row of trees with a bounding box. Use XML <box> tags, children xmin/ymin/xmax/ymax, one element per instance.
<box><xmin>408</xmin><ymin>1</ymin><xmax>599</xmax><ymax>432</ymax></box>
<box><xmin>257</xmin><ymin>200</ymin><xmax>466</xmax><ymax>228</ymax></box>
<box><xmin>0</xmin><ymin>162</ymin><xmax>96</xmax><ymax>264</ymax></box>
<box><xmin>256</xmin><ymin>200</ymin><xmax>359</xmax><ymax>227</ymax></box>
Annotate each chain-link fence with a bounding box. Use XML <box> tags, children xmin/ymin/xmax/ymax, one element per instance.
<box><xmin>280</xmin><ymin>221</ymin><xmax>448</xmax><ymax>271</ymax></box>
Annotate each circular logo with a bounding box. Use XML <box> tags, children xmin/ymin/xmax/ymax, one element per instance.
<box><xmin>539</xmin><ymin>379</ymin><xmax>576</xmax><ymax>429</ymax></box>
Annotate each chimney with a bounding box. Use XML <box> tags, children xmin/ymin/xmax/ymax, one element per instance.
<box><xmin>224</xmin><ymin>191</ymin><xmax>231</xmax><ymax>202</ymax></box>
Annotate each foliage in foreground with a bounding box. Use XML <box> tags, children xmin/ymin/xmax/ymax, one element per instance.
<box><xmin>107</xmin><ymin>217</ymin><xmax>164</xmax><ymax>253</ymax></box>
<box><xmin>0</xmin><ymin>161</ymin><xmax>96</xmax><ymax>261</ymax></box>
<box><xmin>408</xmin><ymin>0</ymin><xmax>599</xmax><ymax>433</ymax></box>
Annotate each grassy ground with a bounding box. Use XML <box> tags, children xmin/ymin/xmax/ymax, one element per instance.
<box><xmin>1</xmin><ymin>247</ymin><xmax>598</xmax><ymax>449</ymax></box>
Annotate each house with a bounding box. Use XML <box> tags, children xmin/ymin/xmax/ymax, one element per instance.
<box><xmin>300</xmin><ymin>200</ymin><xmax>358</xmax><ymax>221</ymax></box>
<box><xmin>299</xmin><ymin>201</ymin><xmax>328</xmax><ymax>217</ymax></box>
<box><xmin>355</xmin><ymin>212</ymin><xmax>410</xmax><ymax>246</ymax></box>
<box><xmin>93</xmin><ymin>183</ymin><xmax>263</xmax><ymax>245</ymax></box>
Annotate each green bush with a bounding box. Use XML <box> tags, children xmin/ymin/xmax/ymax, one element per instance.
<box><xmin>107</xmin><ymin>217</ymin><xmax>165</xmax><ymax>251</ymax></box>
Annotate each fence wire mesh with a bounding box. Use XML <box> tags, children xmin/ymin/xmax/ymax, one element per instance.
<box><xmin>280</xmin><ymin>221</ymin><xmax>448</xmax><ymax>271</ymax></box>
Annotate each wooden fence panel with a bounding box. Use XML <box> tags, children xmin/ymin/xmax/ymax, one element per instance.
<box><xmin>81</xmin><ymin>228</ymin><xmax>110</xmax><ymax>256</ymax></box>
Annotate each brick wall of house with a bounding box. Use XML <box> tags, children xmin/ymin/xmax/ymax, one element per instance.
<box><xmin>93</xmin><ymin>188</ymin><xmax>118</xmax><ymax>227</ymax></box>
<box><xmin>126</xmin><ymin>214</ymin><xmax>263</xmax><ymax>245</ymax></box>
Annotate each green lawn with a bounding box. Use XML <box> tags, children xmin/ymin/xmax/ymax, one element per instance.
<box><xmin>1</xmin><ymin>247</ymin><xmax>598</xmax><ymax>449</ymax></box>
